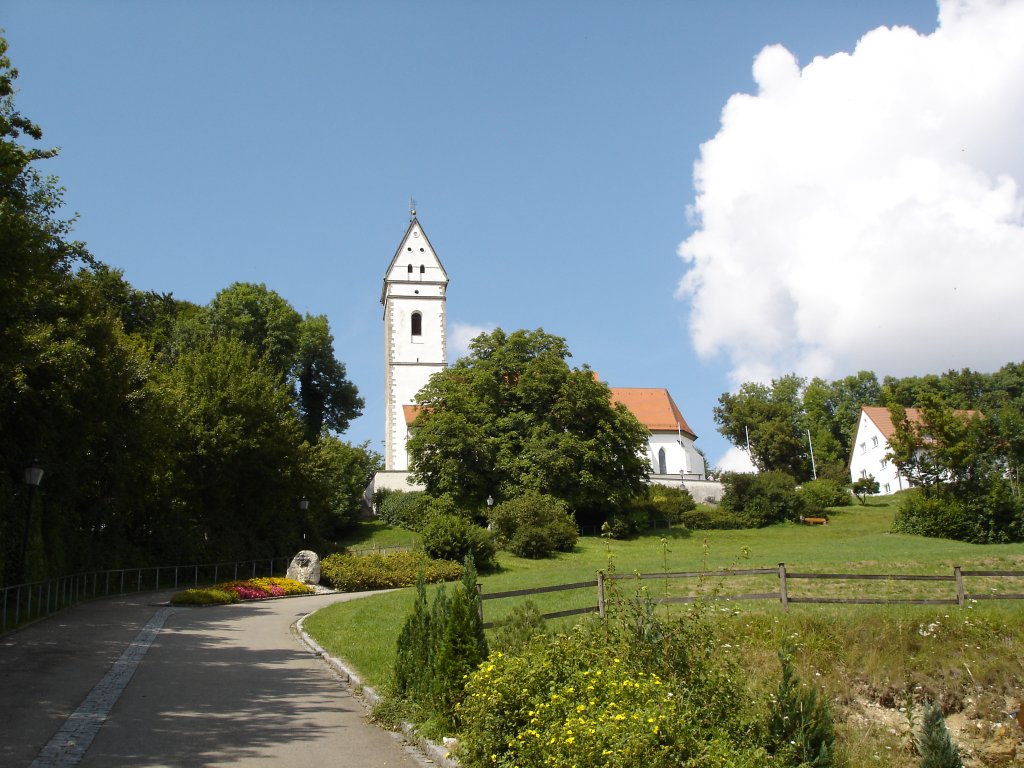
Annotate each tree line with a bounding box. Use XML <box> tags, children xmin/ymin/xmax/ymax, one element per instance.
<box><xmin>0</xmin><ymin>39</ymin><xmax>375</xmax><ymax>586</ymax></box>
<box><xmin>715</xmin><ymin>365</ymin><xmax>1024</xmax><ymax>542</ymax></box>
<box><xmin>714</xmin><ymin>365</ymin><xmax>1024</xmax><ymax>483</ymax></box>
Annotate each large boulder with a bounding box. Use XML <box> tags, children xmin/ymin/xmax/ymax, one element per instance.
<box><xmin>286</xmin><ymin>550</ymin><xmax>321</xmax><ymax>584</ymax></box>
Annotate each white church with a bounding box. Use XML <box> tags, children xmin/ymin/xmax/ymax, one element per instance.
<box><xmin>371</xmin><ymin>214</ymin><xmax>706</xmax><ymax>496</ymax></box>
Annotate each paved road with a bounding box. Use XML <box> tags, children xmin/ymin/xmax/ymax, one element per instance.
<box><xmin>0</xmin><ymin>591</ymin><xmax>431</xmax><ymax>767</ymax></box>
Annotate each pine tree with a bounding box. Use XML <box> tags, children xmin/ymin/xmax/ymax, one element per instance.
<box><xmin>394</xmin><ymin>570</ymin><xmax>430</xmax><ymax>700</ymax></box>
<box><xmin>918</xmin><ymin>701</ymin><xmax>963</xmax><ymax>768</ymax></box>
<box><xmin>768</xmin><ymin>645</ymin><xmax>835</xmax><ymax>767</ymax></box>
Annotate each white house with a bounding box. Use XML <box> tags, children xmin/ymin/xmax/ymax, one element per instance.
<box><xmin>370</xmin><ymin>214</ymin><xmax>707</xmax><ymax>496</ymax></box>
<box><xmin>848</xmin><ymin>406</ymin><xmax>910</xmax><ymax>495</ymax></box>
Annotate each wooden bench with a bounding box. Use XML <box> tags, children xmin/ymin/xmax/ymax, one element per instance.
<box><xmin>801</xmin><ymin>516</ymin><xmax>828</xmax><ymax>525</ymax></box>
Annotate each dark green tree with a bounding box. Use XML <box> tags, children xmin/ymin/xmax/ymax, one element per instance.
<box><xmin>407</xmin><ymin>328</ymin><xmax>649</xmax><ymax>520</ymax></box>
<box><xmin>208</xmin><ymin>283</ymin><xmax>362</xmax><ymax>441</ymax></box>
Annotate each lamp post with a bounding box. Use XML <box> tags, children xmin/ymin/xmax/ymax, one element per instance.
<box><xmin>298</xmin><ymin>496</ymin><xmax>309</xmax><ymax>550</ymax></box>
<box><xmin>20</xmin><ymin>459</ymin><xmax>44</xmax><ymax>585</ymax></box>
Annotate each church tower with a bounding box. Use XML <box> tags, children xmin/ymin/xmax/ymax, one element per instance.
<box><xmin>381</xmin><ymin>212</ymin><xmax>448</xmax><ymax>472</ymax></box>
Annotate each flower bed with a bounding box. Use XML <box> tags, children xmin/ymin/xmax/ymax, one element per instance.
<box><xmin>170</xmin><ymin>576</ymin><xmax>314</xmax><ymax>605</ymax></box>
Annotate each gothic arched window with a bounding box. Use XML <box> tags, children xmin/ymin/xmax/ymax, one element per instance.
<box><xmin>411</xmin><ymin>311</ymin><xmax>422</xmax><ymax>337</ymax></box>
<box><xmin>658</xmin><ymin>447</ymin><xmax>667</xmax><ymax>475</ymax></box>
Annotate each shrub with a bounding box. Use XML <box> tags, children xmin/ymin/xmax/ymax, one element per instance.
<box><xmin>250</xmin><ymin>577</ymin><xmax>313</xmax><ymax>596</ymax></box>
<box><xmin>170</xmin><ymin>587</ymin><xmax>240</xmax><ymax>606</ymax></box>
<box><xmin>634</xmin><ymin>484</ymin><xmax>697</xmax><ymax>524</ymax></box>
<box><xmin>489</xmin><ymin>600</ymin><xmax>549</xmax><ymax>655</ymax></box>
<box><xmin>458</xmin><ymin>607</ymin><xmax>772</xmax><ymax>768</ymax></box>
<box><xmin>487</xmin><ymin>492</ymin><xmax>578</xmax><ymax>558</ymax></box>
<box><xmin>893</xmin><ymin>484</ymin><xmax>1024</xmax><ymax>544</ymax></box>
<box><xmin>393</xmin><ymin>557</ymin><xmax>487</xmax><ymax>733</ymax></box>
<box><xmin>420</xmin><ymin>513</ymin><xmax>497</xmax><ymax>571</ymax></box>
<box><xmin>720</xmin><ymin>471</ymin><xmax>805</xmax><ymax>527</ymax></box>
<box><xmin>320</xmin><ymin>550</ymin><xmax>461</xmax><ymax>591</ymax></box>
<box><xmin>767</xmin><ymin>645</ymin><xmax>835</xmax><ymax>767</ymax></box>
<box><xmin>918</xmin><ymin>700</ymin><xmax>964</xmax><ymax>768</ymax></box>
<box><xmin>680</xmin><ymin>505</ymin><xmax>746</xmax><ymax>530</ymax></box>
<box><xmin>376</xmin><ymin>490</ymin><xmax>429</xmax><ymax>530</ymax></box>
<box><xmin>798</xmin><ymin>479</ymin><xmax>851</xmax><ymax>514</ymax></box>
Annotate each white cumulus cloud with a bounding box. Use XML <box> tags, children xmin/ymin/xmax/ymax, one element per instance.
<box><xmin>449</xmin><ymin>321</ymin><xmax>496</xmax><ymax>360</ymax></box>
<box><xmin>679</xmin><ymin>0</ymin><xmax>1024</xmax><ymax>387</ymax></box>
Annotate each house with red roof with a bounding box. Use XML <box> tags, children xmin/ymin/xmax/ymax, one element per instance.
<box><xmin>848</xmin><ymin>405</ymin><xmax>978</xmax><ymax>494</ymax></box>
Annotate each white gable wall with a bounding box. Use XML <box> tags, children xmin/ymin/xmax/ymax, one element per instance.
<box><xmin>848</xmin><ymin>412</ymin><xmax>907</xmax><ymax>494</ymax></box>
<box><xmin>648</xmin><ymin>432</ymin><xmax>706</xmax><ymax>478</ymax></box>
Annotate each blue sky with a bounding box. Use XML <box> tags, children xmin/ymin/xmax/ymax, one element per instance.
<box><xmin>10</xmin><ymin>1</ymin><xmax>1022</xmax><ymax>470</ymax></box>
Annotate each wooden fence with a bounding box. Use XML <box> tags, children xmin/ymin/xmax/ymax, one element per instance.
<box><xmin>478</xmin><ymin>564</ymin><xmax>1024</xmax><ymax>628</ymax></box>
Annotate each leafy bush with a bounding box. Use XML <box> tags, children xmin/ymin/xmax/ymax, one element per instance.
<box><xmin>892</xmin><ymin>485</ymin><xmax>1024</xmax><ymax>543</ymax></box>
<box><xmin>250</xmin><ymin>577</ymin><xmax>314</xmax><ymax>596</ymax></box>
<box><xmin>720</xmin><ymin>471</ymin><xmax>805</xmax><ymax>527</ymax></box>
<box><xmin>798</xmin><ymin>479</ymin><xmax>851</xmax><ymax>514</ymax></box>
<box><xmin>487</xmin><ymin>492</ymin><xmax>578</xmax><ymax>558</ymax></box>
<box><xmin>630</xmin><ymin>484</ymin><xmax>697</xmax><ymax>524</ymax></box>
<box><xmin>679</xmin><ymin>505</ymin><xmax>746</xmax><ymax>530</ymax></box>
<box><xmin>320</xmin><ymin>550</ymin><xmax>462</xmax><ymax>591</ymax></box>
<box><xmin>458</xmin><ymin>603</ymin><xmax>776</xmax><ymax>768</ymax></box>
<box><xmin>376</xmin><ymin>490</ymin><xmax>429</xmax><ymax>530</ymax></box>
<box><xmin>420</xmin><ymin>513</ymin><xmax>497</xmax><ymax>571</ymax></box>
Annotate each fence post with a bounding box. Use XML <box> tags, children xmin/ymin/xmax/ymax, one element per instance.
<box><xmin>597</xmin><ymin>571</ymin><xmax>606</xmax><ymax>619</ymax></box>
<box><xmin>778</xmin><ymin>563</ymin><xmax>789</xmax><ymax>612</ymax></box>
<box><xmin>955</xmin><ymin>566</ymin><xmax>964</xmax><ymax>607</ymax></box>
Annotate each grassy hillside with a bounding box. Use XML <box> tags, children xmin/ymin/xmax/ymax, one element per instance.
<box><xmin>304</xmin><ymin>499</ymin><xmax>1024</xmax><ymax>767</ymax></box>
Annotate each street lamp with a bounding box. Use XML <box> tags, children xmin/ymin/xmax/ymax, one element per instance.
<box><xmin>298</xmin><ymin>496</ymin><xmax>309</xmax><ymax>549</ymax></box>
<box><xmin>20</xmin><ymin>459</ymin><xmax>44</xmax><ymax>585</ymax></box>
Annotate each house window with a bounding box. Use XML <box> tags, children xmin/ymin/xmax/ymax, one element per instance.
<box><xmin>658</xmin><ymin>447</ymin><xmax>667</xmax><ymax>475</ymax></box>
<box><xmin>879</xmin><ymin>458</ymin><xmax>888</xmax><ymax>469</ymax></box>
<box><xmin>411</xmin><ymin>312</ymin><xmax>422</xmax><ymax>336</ymax></box>
<box><xmin>884</xmin><ymin>483</ymin><xmax>891</xmax><ymax>493</ymax></box>
<box><xmin>860</xmin><ymin>442</ymin><xmax>867</xmax><ymax>454</ymax></box>
<box><xmin>872</xmin><ymin>436</ymin><xmax>879</xmax><ymax>448</ymax></box>
<box><xmin>860</xmin><ymin>469</ymin><xmax>868</xmax><ymax>479</ymax></box>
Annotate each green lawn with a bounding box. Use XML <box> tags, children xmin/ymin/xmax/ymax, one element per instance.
<box><xmin>307</xmin><ymin>498</ymin><xmax>1024</xmax><ymax>692</ymax></box>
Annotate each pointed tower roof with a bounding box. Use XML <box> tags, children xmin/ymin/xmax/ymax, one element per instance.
<box><xmin>380</xmin><ymin>216</ymin><xmax>448</xmax><ymax>304</ymax></box>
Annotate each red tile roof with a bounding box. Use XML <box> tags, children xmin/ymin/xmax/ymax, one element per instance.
<box><xmin>861</xmin><ymin>405</ymin><xmax>978</xmax><ymax>440</ymax></box>
<box><xmin>404</xmin><ymin>388</ymin><xmax>698</xmax><ymax>440</ymax></box>
<box><xmin>610</xmin><ymin>388</ymin><xmax>697</xmax><ymax>439</ymax></box>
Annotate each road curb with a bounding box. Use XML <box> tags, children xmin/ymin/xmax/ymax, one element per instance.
<box><xmin>294</xmin><ymin>608</ymin><xmax>459</xmax><ymax>768</ymax></box>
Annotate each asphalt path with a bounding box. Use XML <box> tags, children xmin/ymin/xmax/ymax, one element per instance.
<box><xmin>0</xmin><ymin>590</ymin><xmax>432</xmax><ymax>767</ymax></box>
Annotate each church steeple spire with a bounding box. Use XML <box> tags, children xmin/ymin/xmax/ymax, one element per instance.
<box><xmin>380</xmin><ymin>215</ymin><xmax>448</xmax><ymax>471</ymax></box>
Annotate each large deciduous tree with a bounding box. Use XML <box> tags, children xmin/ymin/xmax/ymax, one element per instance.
<box><xmin>407</xmin><ymin>328</ymin><xmax>649</xmax><ymax>520</ymax></box>
<box><xmin>208</xmin><ymin>283</ymin><xmax>363</xmax><ymax>441</ymax></box>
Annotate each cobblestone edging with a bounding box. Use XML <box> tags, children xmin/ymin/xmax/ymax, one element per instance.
<box><xmin>30</xmin><ymin>606</ymin><xmax>177</xmax><ymax>768</ymax></box>
<box><xmin>294</xmin><ymin>611</ymin><xmax>459</xmax><ymax>768</ymax></box>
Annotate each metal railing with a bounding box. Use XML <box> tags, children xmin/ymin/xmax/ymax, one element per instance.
<box><xmin>1</xmin><ymin>557</ymin><xmax>289</xmax><ymax>634</ymax></box>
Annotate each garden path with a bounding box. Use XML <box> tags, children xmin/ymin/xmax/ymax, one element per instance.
<box><xmin>0</xmin><ymin>590</ymin><xmax>431</xmax><ymax>767</ymax></box>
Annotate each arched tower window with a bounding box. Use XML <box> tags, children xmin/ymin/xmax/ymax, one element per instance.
<box><xmin>411</xmin><ymin>311</ymin><xmax>422</xmax><ymax>337</ymax></box>
<box><xmin>419</xmin><ymin>264</ymin><xmax>425</xmax><ymax>274</ymax></box>
<box><xmin>407</xmin><ymin>264</ymin><xmax>413</xmax><ymax>274</ymax></box>
<box><xmin>657</xmin><ymin>447</ymin><xmax>667</xmax><ymax>475</ymax></box>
